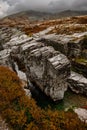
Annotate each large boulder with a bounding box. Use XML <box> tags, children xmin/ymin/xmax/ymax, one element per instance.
<box><xmin>24</xmin><ymin>42</ymin><xmax>70</xmax><ymax>101</ymax></box>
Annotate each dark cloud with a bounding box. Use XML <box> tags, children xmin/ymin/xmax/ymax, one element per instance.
<box><xmin>72</xmin><ymin>0</ymin><xmax>87</xmax><ymax>10</ymax></box>
<box><xmin>49</xmin><ymin>0</ymin><xmax>87</xmax><ymax>12</ymax></box>
<box><xmin>0</xmin><ymin>0</ymin><xmax>87</xmax><ymax>18</ymax></box>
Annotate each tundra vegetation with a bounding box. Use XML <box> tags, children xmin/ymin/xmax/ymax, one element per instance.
<box><xmin>0</xmin><ymin>66</ymin><xmax>87</xmax><ymax>130</ymax></box>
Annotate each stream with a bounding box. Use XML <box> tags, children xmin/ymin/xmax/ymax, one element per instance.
<box><xmin>31</xmin><ymin>85</ymin><xmax>87</xmax><ymax>111</ymax></box>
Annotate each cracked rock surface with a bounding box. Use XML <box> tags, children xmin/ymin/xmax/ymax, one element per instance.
<box><xmin>0</xmin><ymin>26</ymin><xmax>87</xmax><ymax>101</ymax></box>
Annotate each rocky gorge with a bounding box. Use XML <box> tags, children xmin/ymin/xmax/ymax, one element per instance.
<box><xmin>0</xmin><ymin>14</ymin><xmax>87</xmax><ymax>124</ymax></box>
<box><xmin>0</xmin><ymin>24</ymin><xmax>87</xmax><ymax>101</ymax></box>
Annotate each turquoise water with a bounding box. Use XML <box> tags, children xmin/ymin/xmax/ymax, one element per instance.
<box><xmin>32</xmin><ymin>87</ymin><xmax>87</xmax><ymax>110</ymax></box>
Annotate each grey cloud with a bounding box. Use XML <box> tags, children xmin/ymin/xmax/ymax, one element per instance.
<box><xmin>0</xmin><ymin>0</ymin><xmax>10</xmax><ymax>18</ymax></box>
<box><xmin>49</xmin><ymin>0</ymin><xmax>87</xmax><ymax>12</ymax></box>
<box><xmin>0</xmin><ymin>0</ymin><xmax>87</xmax><ymax>18</ymax></box>
<box><xmin>72</xmin><ymin>0</ymin><xmax>87</xmax><ymax>10</ymax></box>
<box><xmin>5</xmin><ymin>0</ymin><xmax>51</xmax><ymax>15</ymax></box>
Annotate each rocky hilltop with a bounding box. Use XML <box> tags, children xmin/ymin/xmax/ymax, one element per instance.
<box><xmin>0</xmin><ymin>15</ymin><xmax>87</xmax><ymax>101</ymax></box>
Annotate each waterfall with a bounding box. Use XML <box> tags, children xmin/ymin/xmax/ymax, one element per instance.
<box><xmin>14</xmin><ymin>62</ymin><xmax>32</xmax><ymax>97</ymax></box>
<box><xmin>14</xmin><ymin>62</ymin><xmax>27</xmax><ymax>81</ymax></box>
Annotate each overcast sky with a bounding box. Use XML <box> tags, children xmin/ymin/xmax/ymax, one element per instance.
<box><xmin>0</xmin><ymin>0</ymin><xmax>87</xmax><ymax>18</ymax></box>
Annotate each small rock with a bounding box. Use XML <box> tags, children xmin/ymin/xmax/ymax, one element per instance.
<box><xmin>74</xmin><ymin>108</ymin><xmax>87</xmax><ymax>123</ymax></box>
<box><xmin>68</xmin><ymin>71</ymin><xmax>87</xmax><ymax>95</ymax></box>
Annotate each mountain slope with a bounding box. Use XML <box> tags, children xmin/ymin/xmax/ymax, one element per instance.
<box><xmin>2</xmin><ymin>10</ymin><xmax>87</xmax><ymax>21</ymax></box>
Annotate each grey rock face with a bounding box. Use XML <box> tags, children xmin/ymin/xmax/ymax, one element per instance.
<box><xmin>0</xmin><ymin>49</ymin><xmax>11</xmax><ymax>67</ymax></box>
<box><xmin>11</xmin><ymin>40</ymin><xmax>71</xmax><ymax>101</ymax></box>
<box><xmin>82</xmin><ymin>50</ymin><xmax>87</xmax><ymax>59</ymax></box>
<box><xmin>74</xmin><ymin>108</ymin><xmax>87</xmax><ymax>123</ymax></box>
<box><xmin>0</xmin><ymin>26</ymin><xmax>70</xmax><ymax>101</ymax></box>
<box><xmin>40</xmin><ymin>34</ymin><xmax>69</xmax><ymax>55</ymax></box>
<box><xmin>68</xmin><ymin>71</ymin><xmax>87</xmax><ymax>95</ymax></box>
<box><xmin>0</xmin><ymin>27</ymin><xmax>15</xmax><ymax>44</ymax></box>
<box><xmin>22</xmin><ymin>43</ymin><xmax>70</xmax><ymax>101</ymax></box>
<box><xmin>0</xmin><ymin>27</ymin><xmax>32</xmax><ymax>98</ymax></box>
<box><xmin>0</xmin><ymin>27</ymin><xmax>32</xmax><ymax>68</ymax></box>
<box><xmin>0</xmin><ymin>43</ymin><xmax>4</xmax><ymax>51</ymax></box>
<box><xmin>1</xmin><ymin>26</ymin><xmax>87</xmax><ymax>101</ymax></box>
<box><xmin>40</xmin><ymin>32</ymin><xmax>87</xmax><ymax>59</ymax></box>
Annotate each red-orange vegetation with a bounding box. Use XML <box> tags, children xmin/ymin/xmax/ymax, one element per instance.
<box><xmin>0</xmin><ymin>66</ymin><xmax>33</xmax><ymax>129</ymax></box>
<box><xmin>0</xmin><ymin>66</ymin><xmax>87</xmax><ymax>130</ymax></box>
<box><xmin>23</xmin><ymin>25</ymin><xmax>47</xmax><ymax>36</ymax></box>
<box><xmin>0</xmin><ymin>15</ymin><xmax>87</xmax><ymax>36</ymax></box>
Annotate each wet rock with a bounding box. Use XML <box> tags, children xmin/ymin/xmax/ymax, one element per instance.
<box><xmin>68</xmin><ymin>71</ymin><xmax>87</xmax><ymax>95</ymax></box>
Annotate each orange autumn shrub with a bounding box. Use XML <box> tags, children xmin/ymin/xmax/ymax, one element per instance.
<box><xmin>0</xmin><ymin>66</ymin><xmax>33</xmax><ymax>129</ymax></box>
<box><xmin>0</xmin><ymin>66</ymin><xmax>87</xmax><ymax>130</ymax></box>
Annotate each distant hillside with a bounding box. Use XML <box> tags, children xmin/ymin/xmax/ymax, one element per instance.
<box><xmin>3</xmin><ymin>10</ymin><xmax>53</xmax><ymax>21</ymax></box>
<box><xmin>2</xmin><ymin>10</ymin><xmax>87</xmax><ymax>21</ymax></box>
<box><xmin>0</xmin><ymin>10</ymin><xmax>87</xmax><ymax>36</ymax></box>
<box><xmin>55</xmin><ymin>10</ymin><xmax>87</xmax><ymax>18</ymax></box>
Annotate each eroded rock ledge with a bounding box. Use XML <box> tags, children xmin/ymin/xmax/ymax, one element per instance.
<box><xmin>11</xmin><ymin>41</ymin><xmax>70</xmax><ymax>101</ymax></box>
<box><xmin>0</xmin><ymin>26</ymin><xmax>87</xmax><ymax>101</ymax></box>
